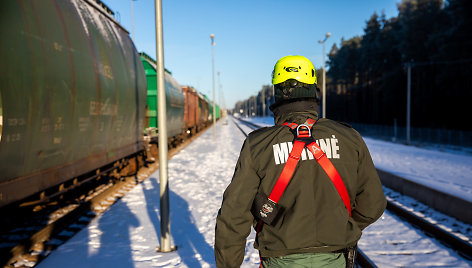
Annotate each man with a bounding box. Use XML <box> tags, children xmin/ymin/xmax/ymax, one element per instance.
<box><xmin>215</xmin><ymin>55</ymin><xmax>386</xmax><ymax>267</ymax></box>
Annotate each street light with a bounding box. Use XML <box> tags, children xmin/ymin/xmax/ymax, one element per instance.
<box><xmin>254</xmin><ymin>93</ymin><xmax>258</xmax><ymax>117</ymax></box>
<box><xmin>130</xmin><ymin>0</ymin><xmax>137</xmax><ymax>41</ymax></box>
<box><xmin>318</xmin><ymin>32</ymin><xmax>331</xmax><ymax>118</ymax></box>
<box><xmin>261</xmin><ymin>88</ymin><xmax>266</xmax><ymax>118</ymax></box>
<box><xmin>210</xmin><ymin>34</ymin><xmax>216</xmax><ymax>139</ymax></box>
<box><xmin>154</xmin><ymin>0</ymin><xmax>174</xmax><ymax>253</ymax></box>
<box><xmin>406</xmin><ymin>62</ymin><xmax>412</xmax><ymax>145</ymax></box>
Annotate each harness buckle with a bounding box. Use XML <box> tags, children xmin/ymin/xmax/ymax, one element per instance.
<box><xmin>295</xmin><ymin>124</ymin><xmax>315</xmax><ymax>146</ymax></box>
<box><xmin>296</xmin><ymin>124</ymin><xmax>311</xmax><ymax>137</ymax></box>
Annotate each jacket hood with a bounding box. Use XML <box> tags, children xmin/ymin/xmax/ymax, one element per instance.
<box><xmin>271</xmin><ymin>100</ymin><xmax>319</xmax><ymax>125</ymax></box>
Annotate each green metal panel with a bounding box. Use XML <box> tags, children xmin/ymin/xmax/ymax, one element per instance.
<box><xmin>204</xmin><ymin>94</ymin><xmax>211</xmax><ymax>121</ymax></box>
<box><xmin>142</xmin><ymin>60</ymin><xmax>158</xmax><ymax>128</ymax></box>
<box><xmin>0</xmin><ymin>0</ymin><xmax>147</xmax><ymax>206</ymax></box>
<box><xmin>140</xmin><ymin>54</ymin><xmax>185</xmax><ymax>138</ymax></box>
<box><xmin>204</xmin><ymin>94</ymin><xmax>220</xmax><ymax>121</ymax></box>
<box><xmin>215</xmin><ymin>104</ymin><xmax>221</xmax><ymax>120</ymax></box>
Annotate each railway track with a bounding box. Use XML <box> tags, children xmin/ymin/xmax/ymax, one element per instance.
<box><xmin>0</xmin><ymin>153</ymin><xmax>149</xmax><ymax>268</ymax></box>
<box><xmin>0</xmin><ymin>126</ymin><xmax>210</xmax><ymax>268</ymax></box>
<box><xmin>233</xmin><ymin>116</ymin><xmax>472</xmax><ymax>267</ymax></box>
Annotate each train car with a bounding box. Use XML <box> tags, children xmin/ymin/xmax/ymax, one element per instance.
<box><xmin>140</xmin><ymin>53</ymin><xmax>185</xmax><ymax>143</ymax></box>
<box><xmin>0</xmin><ymin>0</ymin><xmax>147</xmax><ymax>207</ymax></box>
<box><xmin>197</xmin><ymin>92</ymin><xmax>210</xmax><ymax>128</ymax></box>
<box><xmin>182</xmin><ymin>86</ymin><xmax>211</xmax><ymax>134</ymax></box>
<box><xmin>203</xmin><ymin>94</ymin><xmax>221</xmax><ymax>122</ymax></box>
<box><xmin>215</xmin><ymin>104</ymin><xmax>221</xmax><ymax>120</ymax></box>
<box><xmin>182</xmin><ymin>86</ymin><xmax>199</xmax><ymax>135</ymax></box>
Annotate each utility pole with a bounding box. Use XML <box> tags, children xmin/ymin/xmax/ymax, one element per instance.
<box><xmin>262</xmin><ymin>88</ymin><xmax>265</xmax><ymax>118</ymax></box>
<box><xmin>246</xmin><ymin>99</ymin><xmax>251</xmax><ymax>118</ymax></box>
<box><xmin>406</xmin><ymin>62</ymin><xmax>412</xmax><ymax>145</ymax></box>
<box><xmin>130</xmin><ymin>0</ymin><xmax>136</xmax><ymax>41</ymax></box>
<box><xmin>254</xmin><ymin>94</ymin><xmax>257</xmax><ymax>117</ymax></box>
<box><xmin>217</xmin><ymin>71</ymin><xmax>221</xmax><ymax>116</ymax></box>
<box><xmin>210</xmin><ymin>34</ymin><xmax>216</xmax><ymax>139</ymax></box>
<box><xmin>155</xmin><ymin>0</ymin><xmax>174</xmax><ymax>253</ymax></box>
<box><xmin>318</xmin><ymin>32</ymin><xmax>331</xmax><ymax>118</ymax></box>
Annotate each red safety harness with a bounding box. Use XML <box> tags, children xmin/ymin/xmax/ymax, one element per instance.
<box><xmin>256</xmin><ymin>119</ymin><xmax>351</xmax><ymax>266</ymax></box>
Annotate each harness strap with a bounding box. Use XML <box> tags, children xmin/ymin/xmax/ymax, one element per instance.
<box><xmin>268</xmin><ymin>139</ymin><xmax>305</xmax><ymax>203</ymax></box>
<box><xmin>280</xmin><ymin>119</ymin><xmax>352</xmax><ymax>216</ymax></box>
<box><xmin>256</xmin><ymin>119</ymin><xmax>352</xmax><ymax>267</ymax></box>
<box><xmin>306</xmin><ymin>141</ymin><xmax>352</xmax><ymax>216</ymax></box>
<box><xmin>268</xmin><ymin>119</ymin><xmax>315</xmax><ymax>203</ymax></box>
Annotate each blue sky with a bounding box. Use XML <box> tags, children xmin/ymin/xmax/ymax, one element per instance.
<box><xmin>105</xmin><ymin>0</ymin><xmax>400</xmax><ymax>109</ymax></box>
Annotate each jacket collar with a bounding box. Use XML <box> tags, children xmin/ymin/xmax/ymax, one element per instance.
<box><xmin>272</xmin><ymin>100</ymin><xmax>319</xmax><ymax>125</ymax></box>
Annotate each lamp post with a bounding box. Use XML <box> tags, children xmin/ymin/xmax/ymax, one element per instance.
<box><xmin>130</xmin><ymin>0</ymin><xmax>136</xmax><ymax>41</ymax></box>
<box><xmin>406</xmin><ymin>62</ymin><xmax>412</xmax><ymax>145</ymax></box>
<box><xmin>210</xmin><ymin>34</ymin><xmax>216</xmax><ymax>139</ymax></box>
<box><xmin>154</xmin><ymin>0</ymin><xmax>174</xmax><ymax>253</ymax></box>
<box><xmin>318</xmin><ymin>32</ymin><xmax>331</xmax><ymax>118</ymax></box>
<box><xmin>254</xmin><ymin>93</ymin><xmax>257</xmax><ymax>117</ymax></box>
<box><xmin>261</xmin><ymin>88</ymin><xmax>265</xmax><ymax>118</ymax></box>
<box><xmin>217</xmin><ymin>71</ymin><xmax>221</xmax><ymax>116</ymax></box>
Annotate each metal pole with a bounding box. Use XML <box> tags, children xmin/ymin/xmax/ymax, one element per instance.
<box><xmin>262</xmin><ymin>89</ymin><xmax>265</xmax><ymax>118</ymax></box>
<box><xmin>318</xmin><ymin>32</ymin><xmax>331</xmax><ymax>119</ymax></box>
<box><xmin>406</xmin><ymin>63</ymin><xmax>411</xmax><ymax>145</ymax></box>
<box><xmin>217</xmin><ymin>71</ymin><xmax>221</xmax><ymax>117</ymax></box>
<box><xmin>246</xmin><ymin>101</ymin><xmax>251</xmax><ymax>118</ymax></box>
<box><xmin>255</xmin><ymin>94</ymin><xmax>257</xmax><ymax>117</ymax></box>
<box><xmin>210</xmin><ymin>34</ymin><xmax>216</xmax><ymax>139</ymax></box>
<box><xmin>131</xmin><ymin>0</ymin><xmax>135</xmax><ymax>41</ymax></box>
<box><xmin>155</xmin><ymin>0</ymin><xmax>172</xmax><ymax>253</ymax></box>
<box><xmin>393</xmin><ymin>118</ymin><xmax>398</xmax><ymax>142</ymax></box>
<box><xmin>322</xmin><ymin>43</ymin><xmax>326</xmax><ymax>118</ymax></box>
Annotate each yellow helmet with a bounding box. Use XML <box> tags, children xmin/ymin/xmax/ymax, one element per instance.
<box><xmin>272</xmin><ymin>55</ymin><xmax>317</xmax><ymax>85</ymax></box>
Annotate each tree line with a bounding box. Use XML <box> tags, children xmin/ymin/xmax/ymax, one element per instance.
<box><xmin>326</xmin><ymin>0</ymin><xmax>471</xmax><ymax>131</ymax></box>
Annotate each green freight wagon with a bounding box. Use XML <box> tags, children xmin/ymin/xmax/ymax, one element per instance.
<box><xmin>215</xmin><ymin>104</ymin><xmax>221</xmax><ymax>120</ymax></box>
<box><xmin>203</xmin><ymin>94</ymin><xmax>221</xmax><ymax>122</ymax></box>
<box><xmin>140</xmin><ymin>53</ymin><xmax>185</xmax><ymax>140</ymax></box>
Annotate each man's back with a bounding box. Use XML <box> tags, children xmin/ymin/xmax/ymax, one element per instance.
<box><xmin>215</xmin><ymin>113</ymin><xmax>386</xmax><ymax>266</ymax></box>
<box><xmin>215</xmin><ymin>55</ymin><xmax>386</xmax><ymax>268</ymax></box>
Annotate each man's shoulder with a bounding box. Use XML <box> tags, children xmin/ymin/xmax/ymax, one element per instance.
<box><xmin>335</xmin><ymin>121</ymin><xmax>353</xmax><ymax>129</ymax></box>
<box><xmin>318</xmin><ymin>119</ymin><xmax>358</xmax><ymax>132</ymax></box>
<box><xmin>245</xmin><ymin>125</ymin><xmax>289</xmax><ymax>147</ymax></box>
<box><xmin>317</xmin><ymin>119</ymin><xmax>362</xmax><ymax>142</ymax></box>
<box><xmin>318</xmin><ymin>118</ymin><xmax>351</xmax><ymax>128</ymax></box>
<box><xmin>247</xmin><ymin>125</ymin><xmax>282</xmax><ymax>137</ymax></box>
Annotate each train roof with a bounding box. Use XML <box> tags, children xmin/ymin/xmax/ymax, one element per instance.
<box><xmin>81</xmin><ymin>0</ymin><xmax>129</xmax><ymax>34</ymax></box>
<box><xmin>139</xmin><ymin>52</ymin><xmax>172</xmax><ymax>75</ymax></box>
<box><xmin>182</xmin><ymin>86</ymin><xmax>207</xmax><ymax>100</ymax></box>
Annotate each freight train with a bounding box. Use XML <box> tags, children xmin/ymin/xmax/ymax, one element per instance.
<box><xmin>0</xmin><ymin>0</ymin><xmax>220</xmax><ymax>208</ymax></box>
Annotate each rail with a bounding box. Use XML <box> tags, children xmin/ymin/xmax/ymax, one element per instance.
<box><xmin>1</xmin><ymin>123</ymin><xmax>212</xmax><ymax>267</ymax></box>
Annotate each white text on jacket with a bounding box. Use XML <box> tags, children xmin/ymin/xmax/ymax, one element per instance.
<box><xmin>273</xmin><ymin>135</ymin><xmax>340</xmax><ymax>165</ymax></box>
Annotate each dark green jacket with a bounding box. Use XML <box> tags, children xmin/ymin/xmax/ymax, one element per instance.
<box><xmin>215</xmin><ymin>104</ymin><xmax>386</xmax><ymax>268</ymax></box>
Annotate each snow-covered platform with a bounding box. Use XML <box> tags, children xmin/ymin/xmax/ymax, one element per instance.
<box><xmin>36</xmin><ymin>117</ymin><xmax>472</xmax><ymax>267</ymax></box>
<box><xmin>365</xmin><ymin>136</ymin><xmax>472</xmax><ymax>204</ymax></box>
<box><xmin>37</xmin><ymin>119</ymin><xmax>259</xmax><ymax>267</ymax></box>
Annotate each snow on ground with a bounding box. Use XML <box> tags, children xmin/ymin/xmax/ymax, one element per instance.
<box><xmin>247</xmin><ymin>116</ymin><xmax>472</xmax><ymax>203</ymax></box>
<box><xmin>365</xmin><ymin>137</ymin><xmax>472</xmax><ymax>202</ymax></box>
<box><xmin>37</xmin><ymin>117</ymin><xmax>472</xmax><ymax>267</ymax></box>
<box><xmin>360</xmin><ymin>211</ymin><xmax>471</xmax><ymax>267</ymax></box>
<box><xmin>38</xmin><ymin>119</ymin><xmax>258</xmax><ymax>268</ymax></box>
